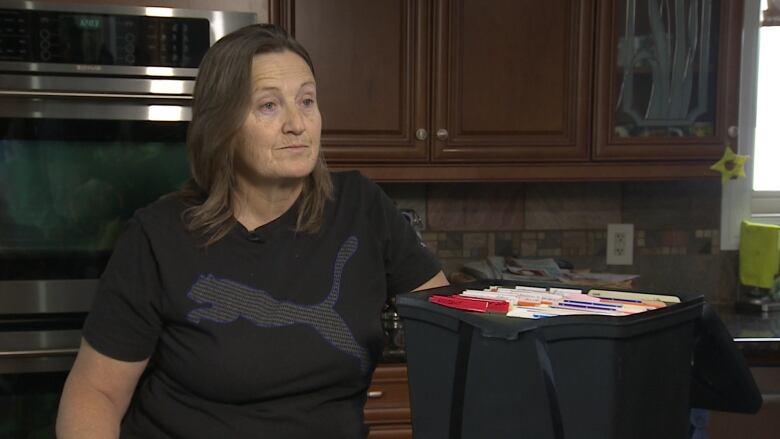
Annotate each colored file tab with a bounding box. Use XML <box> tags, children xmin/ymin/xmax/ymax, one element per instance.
<box><xmin>588</xmin><ymin>289</ymin><xmax>679</xmax><ymax>304</ymax></box>
<box><xmin>429</xmin><ymin>295</ymin><xmax>510</xmax><ymax>313</ymax></box>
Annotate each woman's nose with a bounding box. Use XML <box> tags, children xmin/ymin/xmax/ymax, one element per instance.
<box><xmin>282</xmin><ymin>106</ymin><xmax>306</xmax><ymax>135</ymax></box>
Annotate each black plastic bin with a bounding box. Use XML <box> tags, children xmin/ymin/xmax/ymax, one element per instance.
<box><xmin>395</xmin><ymin>281</ymin><xmax>759</xmax><ymax>439</ymax></box>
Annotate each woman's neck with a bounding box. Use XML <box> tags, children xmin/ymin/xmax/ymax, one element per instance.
<box><xmin>232</xmin><ymin>178</ymin><xmax>304</xmax><ymax>231</ymax></box>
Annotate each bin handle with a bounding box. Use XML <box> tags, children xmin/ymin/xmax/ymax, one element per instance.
<box><xmin>449</xmin><ymin>323</ymin><xmax>474</xmax><ymax>439</ymax></box>
<box><xmin>448</xmin><ymin>324</ymin><xmax>566</xmax><ymax>439</ymax></box>
<box><xmin>534</xmin><ymin>336</ymin><xmax>566</xmax><ymax>439</ymax></box>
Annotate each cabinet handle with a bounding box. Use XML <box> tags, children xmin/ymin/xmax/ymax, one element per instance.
<box><xmin>367</xmin><ymin>390</ymin><xmax>384</xmax><ymax>399</ymax></box>
<box><xmin>436</xmin><ymin>128</ymin><xmax>449</xmax><ymax>140</ymax></box>
<box><xmin>727</xmin><ymin>126</ymin><xmax>739</xmax><ymax>138</ymax></box>
<box><xmin>415</xmin><ymin>128</ymin><xmax>428</xmax><ymax>141</ymax></box>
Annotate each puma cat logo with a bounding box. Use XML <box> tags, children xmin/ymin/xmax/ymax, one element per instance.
<box><xmin>185</xmin><ymin>236</ymin><xmax>369</xmax><ymax>372</ymax></box>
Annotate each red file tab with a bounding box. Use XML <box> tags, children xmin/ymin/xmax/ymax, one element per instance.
<box><xmin>429</xmin><ymin>295</ymin><xmax>510</xmax><ymax>313</ymax></box>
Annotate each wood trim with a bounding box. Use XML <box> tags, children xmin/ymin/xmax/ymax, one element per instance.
<box><xmin>372</xmin><ymin>364</ymin><xmax>408</xmax><ymax>381</ymax></box>
<box><xmin>723</xmin><ymin>0</ymin><xmax>744</xmax><ymax>152</ymax></box>
<box><xmin>269</xmin><ymin>0</ymin><xmax>292</xmax><ymax>31</ymax></box>
<box><xmin>330</xmin><ymin>162</ymin><xmax>721</xmax><ymax>182</ymax></box>
<box><xmin>367</xmin><ymin>425</ymin><xmax>413</xmax><ymax>439</ymax></box>
<box><xmin>364</xmin><ymin>407</ymin><xmax>412</xmax><ymax>425</ymax></box>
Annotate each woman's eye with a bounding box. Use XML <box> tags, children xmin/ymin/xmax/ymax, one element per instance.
<box><xmin>302</xmin><ymin>98</ymin><xmax>315</xmax><ymax>108</ymax></box>
<box><xmin>259</xmin><ymin>102</ymin><xmax>276</xmax><ymax>112</ymax></box>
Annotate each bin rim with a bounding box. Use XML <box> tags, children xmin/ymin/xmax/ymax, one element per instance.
<box><xmin>396</xmin><ymin>280</ymin><xmax>704</xmax><ymax>341</ymax></box>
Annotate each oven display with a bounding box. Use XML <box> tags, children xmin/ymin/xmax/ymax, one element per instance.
<box><xmin>0</xmin><ymin>9</ymin><xmax>210</xmax><ymax>67</ymax></box>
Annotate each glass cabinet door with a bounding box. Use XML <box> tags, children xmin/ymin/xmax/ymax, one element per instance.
<box><xmin>594</xmin><ymin>0</ymin><xmax>742</xmax><ymax>160</ymax></box>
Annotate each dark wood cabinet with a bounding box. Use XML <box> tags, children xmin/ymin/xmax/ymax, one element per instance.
<box><xmin>274</xmin><ymin>0</ymin><xmax>593</xmax><ymax>164</ymax></box>
<box><xmin>364</xmin><ymin>364</ymin><xmax>412</xmax><ymax>439</ymax></box>
<box><xmin>432</xmin><ymin>0</ymin><xmax>593</xmax><ymax>162</ymax></box>
<box><xmin>273</xmin><ymin>0</ymin><xmax>429</xmax><ymax>162</ymax></box>
<box><xmin>272</xmin><ymin>0</ymin><xmax>741</xmax><ymax>181</ymax></box>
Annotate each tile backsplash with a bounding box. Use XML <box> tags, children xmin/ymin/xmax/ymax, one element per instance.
<box><xmin>380</xmin><ymin>180</ymin><xmax>737</xmax><ymax>305</ymax></box>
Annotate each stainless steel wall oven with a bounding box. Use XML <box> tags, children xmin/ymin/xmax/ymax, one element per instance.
<box><xmin>0</xmin><ymin>1</ymin><xmax>255</xmax><ymax>436</ymax></box>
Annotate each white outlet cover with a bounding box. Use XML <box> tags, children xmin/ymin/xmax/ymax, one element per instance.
<box><xmin>607</xmin><ymin>223</ymin><xmax>634</xmax><ymax>265</ymax></box>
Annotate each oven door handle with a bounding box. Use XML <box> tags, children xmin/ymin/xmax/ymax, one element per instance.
<box><xmin>0</xmin><ymin>94</ymin><xmax>192</xmax><ymax>121</ymax></box>
<box><xmin>0</xmin><ymin>328</ymin><xmax>83</xmax><ymax>373</ymax></box>
<box><xmin>0</xmin><ymin>90</ymin><xmax>192</xmax><ymax>101</ymax></box>
<box><xmin>0</xmin><ymin>347</ymin><xmax>80</xmax><ymax>358</ymax></box>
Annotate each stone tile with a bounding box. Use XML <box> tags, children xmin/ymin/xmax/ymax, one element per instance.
<box><xmin>494</xmin><ymin>236</ymin><xmax>514</xmax><ymax>256</ymax></box>
<box><xmin>437</xmin><ymin>249</ymin><xmax>462</xmax><ymax>258</ymax></box>
<box><xmin>662</xmin><ymin>230</ymin><xmax>688</xmax><ymax>247</ymax></box>
<box><xmin>562</xmin><ymin>231</ymin><xmax>587</xmax><ymax>249</ymax></box>
<box><xmin>717</xmin><ymin>251</ymin><xmax>739</xmax><ymax>304</ymax></box>
<box><xmin>690</xmin><ymin>237</ymin><xmax>712</xmax><ymax>255</ymax></box>
<box><xmin>439</xmin><ymin>232</ymin><xmax>463</xmax><ymax>251</ymax></box>
<box><xmin>633</xmin><ymin>253</ymin><xmax>737</xmax><ymax>305</ymax></box>
<box><xmin>622</xmin><ymin>181</ymin><xmax>721</xmax><ymax>229</ymax></box>
<box><xmin>644</xmin><ymin>230</ymin><xmax>663</xmax><ymax>249</ymax></box>
<box><xmin>540</xmin><ymin>230</ymin><xmax>562</xmax><ymax>249</ymax></box>
<box><xmin>469</xmin><ymin>247</ymin><xmax>488</xmax><ymax>258</ymax></box>
<box><xmin>426</xmin><ymin>183</ymin><xmax>523</xmax><ymax>231</ymax></box>
<box><xmin>512</xmin><ymin>232</ymin><xmax>524</xmax><ymax>250</ymax></box>
<box><xmin>588</xmin><ymin>234</ymin><xmax>607</xmax><ymax>257</ymax></box>
<box><xmin>378</xmin><ymin>183</ymin><xmax>428</xmax><ymax>230</ymax></box>
<box><xmin>520</xmin><ymin>240</ymin><xmax>537</xmax><ymax>257</ymax></box>
<box><xmin>421</xmin><ymin>232</ymin><xmax>438</xmax><ymax>243</ymax></box>
<box><xmin>525</xmin><ymin>182</ymin><xmax>621</xmax><ymax>230</ymax></box>
<box><xmin>463</xmin><ymin>232</ymin><xmax>488</xmax><ymax>248</ymax></box>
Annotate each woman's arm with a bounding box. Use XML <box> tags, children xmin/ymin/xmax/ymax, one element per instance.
<box><xmin>56</xmin><ymin>338</ymin><xmax>148</xmax><ymax>439</ymax></box>
<box><xmin>413</xmin><ymin>271</ymin><xmax>449</xmax><ymax>291</ymax></box>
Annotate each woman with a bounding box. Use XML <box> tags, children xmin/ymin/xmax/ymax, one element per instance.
<box><xmin>56</xmin><ymin>24</ymin><xmax>447</xmax><ymax>439</ymax></box>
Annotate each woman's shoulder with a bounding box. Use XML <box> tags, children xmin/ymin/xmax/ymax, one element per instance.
<box><xmin>330</xmin><ymin>170</ymin><xmax>382</xmax><ymax>199</ymax></box>
<box><xmin>132</xmin><ymin>191</ymin><xmax>191</xmax><ymax>230</ymax></box>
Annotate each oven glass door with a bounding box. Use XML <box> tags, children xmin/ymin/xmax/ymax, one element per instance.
<box><xmin>0</xmin><ymin>116</ymin><xmax>189</xmax><ymax>281</ymax></box>
<box><xmin>0</xmin><ymin>371</ymin><xmax>66</xmax><ymax>438</ymax></box>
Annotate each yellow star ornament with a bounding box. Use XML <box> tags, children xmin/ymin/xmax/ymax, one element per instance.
<box><xmin>710</xmin><ymin>146</ymin><xmax>749</xmax><ymax>184</ymax></box>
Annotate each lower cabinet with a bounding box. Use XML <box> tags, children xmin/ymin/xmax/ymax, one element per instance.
<box><xmin>364</xmin><ymin>364</ymin><xmax>412</xmax><ymax>439</ymax></box>
<box><xmin>707</xmin><ymin>367</ymin><xmax>780</xmax><ymax>439</ymax></box>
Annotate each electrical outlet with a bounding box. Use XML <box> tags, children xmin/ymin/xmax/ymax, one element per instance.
<box><xmin>607</xmin><ymin>224</ymin><xmax>634</xmax><ymax>265</ymax></box>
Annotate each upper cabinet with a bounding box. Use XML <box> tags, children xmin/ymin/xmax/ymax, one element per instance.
<box><xmin>271</xmin><ymin>0</ymin><xmax>743</xmax><ymax>181</ymax></box>
<box><xmin>273</xmin><ymin>0</ymin><xmax>594</xmax><ymax>164</ymax></box>
<box><xmin>273</xmin><ymin>0</ymin><xmax>428</xmax><ymax>162</ymax></box>
<box><xmin>431</xmin><ymin>0</ymin><xmax>593</xmax><ymax>162</ymax></box>
<box><xmin>594</xmin><ymin>0</ymin><xmax>743</xmax><ymax>161</ymax></box>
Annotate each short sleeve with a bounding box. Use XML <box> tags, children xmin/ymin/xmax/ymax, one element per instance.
<box><xmin>365</xmin><ymin>177</ymin><xmax>442</xmax><ymax>295</ymax></box>
<box><xmin>82</xmin><ymin>218</ymin><xmax>163</xmax><ymax>361</ymax></box>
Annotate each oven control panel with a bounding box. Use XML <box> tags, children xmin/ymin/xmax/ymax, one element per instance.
<box><xmin>0</xmin><ymin>8</ymin><xmax>210</xmax><ymax>67</ymax></box>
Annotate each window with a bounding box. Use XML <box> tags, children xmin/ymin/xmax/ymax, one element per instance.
<box><xmin>721</xmin><ymin>0</ymin><xmax>780</xmax><ymax>249</ymax></box>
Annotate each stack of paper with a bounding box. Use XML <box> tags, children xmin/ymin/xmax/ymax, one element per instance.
<box><xmin>428</xmin><ymin>285</ymin><xmax>679</xmax><ymax>319</ymax></box>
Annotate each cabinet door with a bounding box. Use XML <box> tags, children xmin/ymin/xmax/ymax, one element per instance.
<box><xmin>593</xmin><ymin>0</ymin><xmax>743</xmax><ymax>160</ymax></box>
<box><xmin>273</xmin><ymin>0</ymin><xmax>429</xmax><ymax>162</ymax></box>
<box><xmin>431</xmin><ymin>0</ymin><xmax>594</xmax><ymax>162</ymax></box>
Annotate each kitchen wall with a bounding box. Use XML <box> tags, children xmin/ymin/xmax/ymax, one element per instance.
<box><xmin>380</xmin><ymin>180</ymin><xmax>738</xmax><ymax>305</ymax></box>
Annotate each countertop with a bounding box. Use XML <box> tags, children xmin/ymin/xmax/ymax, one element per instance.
<box><xmin>714</xmin><ymin>305</ymin><xmax>780</xmax><ymax>366</ymax></box>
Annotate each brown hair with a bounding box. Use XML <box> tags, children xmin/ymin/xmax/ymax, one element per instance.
<box><xmin>180</xmin><ymin>24</ymin><xmax>333</xmax><ymax>246</ymax></box>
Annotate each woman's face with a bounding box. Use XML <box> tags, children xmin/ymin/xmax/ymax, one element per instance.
<box><xmin>234</xmin><ymin>50</ymin><xmax>321</xmax><ymax>186</ymax></box>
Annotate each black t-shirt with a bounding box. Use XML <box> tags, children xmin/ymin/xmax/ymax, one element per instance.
<box><xmin>82</xmin><ymin>171</ymin><xmax>441</xmax><ymax>439</ymax></box>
